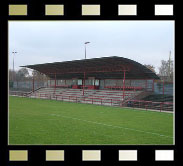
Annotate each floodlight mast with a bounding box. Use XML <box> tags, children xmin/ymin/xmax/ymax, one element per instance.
<box><xmin>83</xmin><ymin>42</ymin><xmax>90</xmax><ymax>96</ymax></box>
<box><xmin>84</xmin><ymin>42</ymin><xmax>90</xmax><ymax>59</ymax></box>
<box><xmin>12</xmin><ymin>51</ymin><xmax>17</xmax><ymax>82</ymax></box>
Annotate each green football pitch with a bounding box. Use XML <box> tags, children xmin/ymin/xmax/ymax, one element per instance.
<box><xmin>9</xmin><ymin>96</ymin><xmax>173</xmax><ymax>145</ymax></box>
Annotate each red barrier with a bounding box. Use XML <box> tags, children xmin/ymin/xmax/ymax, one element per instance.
<box><xmin>105</xmin><ymin>86</ymin><xmax>143</xmax><ymax>91</ymax></box>
<box><xmin>50</xmin><ymin>85</ymin><xmax>69</xmax><ymax>88</ymax></box>
<box><xmin>26</xmin><ymin>92</ymin><xmax>173</xmax><ymax>112</ymax></box>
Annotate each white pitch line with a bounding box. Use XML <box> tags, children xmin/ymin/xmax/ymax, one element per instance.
<box><xmin>50</xmin><ymin>114</ymin><xmax>173</xmax><ymax>139</ymax></box>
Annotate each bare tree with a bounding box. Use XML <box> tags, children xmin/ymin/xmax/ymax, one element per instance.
<box><xmin>9</xmin><ymin>68</ymin><xmax>30</xmax><ymax>89</ymax></box>
<box><xmin>9</xmin><ymin>68</ymin><xmax>29</xmax><ymax>82</ymax></box>
<box><xmin>144</xmin><ymin>64</ymin><xmax>156</xmax><ymax>73</ymax></box>
<box><xmin>16</xmin><ymin>68</ymin><xmax>29</xmax><ymax>81</ymax></box>
<box><xmin>32</xmin><ymin>70</ymin><xmax>47</xmax><ymax>81</ymax></box>
<box><xmin>159</xmin><ymin>55</ymin><xmax>174</xmax><ymax>82</ymax></box>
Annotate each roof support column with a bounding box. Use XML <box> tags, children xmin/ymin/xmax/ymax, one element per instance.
<box><xmin>54</xmin><ymin>73</ymin><xmax>56</xmax><ymax>96</ymax></box>
<box><xmin>55</xmin><ymin>73</ymin><xmax>56</xmax><ymax>89</ymax></box>
<box><xmin>122</xmin><ymin>70</ymin><xmax>126</xmax><ymax>101</ymax></box>
<box><xmin>83</xmin><ymin>72</ymin><xmax>86</xmax><ymax>96</ymax></box>
<box><xmin>163</xmin><ymin>79</ymin><xmax>165</xmax><ymax>96</ymax></box>
<box><xmin>47</xmin><ymin>77</ymin><xmax>48</xmax><ymax>87</ymax></box>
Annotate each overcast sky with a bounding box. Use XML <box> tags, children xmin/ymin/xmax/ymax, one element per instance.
<box><xmin>9</xmin><ymin>21</ymin><xmax>174</xmax><ymax>73</ymax></box>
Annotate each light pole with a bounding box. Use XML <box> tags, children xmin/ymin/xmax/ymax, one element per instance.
<box><xmin>83</xmin><ymin>42</ymin><xmax>90</xmax><ymax>96</ymax></box>
<box><xmin>84</xmin><ymin>42</ymin><xmax>90</xmax><ymax>59</ymax></box>
<box><xmin>12</xmin><ymin>51</ymin><xmax>17</xmax><ymax>82</ymax></box>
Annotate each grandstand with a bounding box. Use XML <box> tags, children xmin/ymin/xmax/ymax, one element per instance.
<box><xmin>9</xmin><ymin>56</ymin><xmax>174</xmax><ymax>145</ymax></box>
<box><xmin>11</xmin><ymin>56</ymin><xmax>173</xmax><ymax>112</ymax></box>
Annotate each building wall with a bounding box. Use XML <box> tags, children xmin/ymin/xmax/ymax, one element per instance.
<box><xmin>12</xmin><ymin>79</ymin><xmax>173</xmax><ymax>95</ymax></box>
<box><xmin>102</xmin><ymin>79</ymin><xmax>153</xmax><ymax>90</ymax></box>
<box><xmin>154</xmin><ymin>82</ymin><xmax>173</xmax><ymax>95</ymax></box>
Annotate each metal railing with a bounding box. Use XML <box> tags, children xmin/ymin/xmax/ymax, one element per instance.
<box><xmin>124</xmin><ymin>99</ymin><xmax>173</xmax><ymax>112</ymax></box>
<box><xmin>9</xmin><ymin>91</ymin><xmax>31</xmax><ymax>97</ymax></box>
<box><xmin>29</xmin><ymin>93</ymin><xmax>173</xmax><ymax>112</ymax></box>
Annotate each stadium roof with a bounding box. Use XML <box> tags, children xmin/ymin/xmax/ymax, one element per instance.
<box><xmin>22</xmin><ymin>56</ymin><xmax>160</xmax><ymax>80</ymax></box>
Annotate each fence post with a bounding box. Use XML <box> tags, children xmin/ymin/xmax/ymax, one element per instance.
<box><xmin>122</xmin><ymin>71</ymin><xmax>126</xmax><ymax>101</ymax></box>
<box><xmin>160</xmin><ymin>102</ymin><xmax>163</xmax><ymax>112</ymax></box>
<box><xmin>162</xmin><ymin>102</ymin><xmax>164</xmax><ymax>112</ymax></box>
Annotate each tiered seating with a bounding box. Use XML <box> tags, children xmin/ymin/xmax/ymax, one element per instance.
<box><xmin>72</xmin><ymin>85</ymin><xmax>81</xmax><ymax>89</ymax></box>
<box><xmin>88</xmin><ymin>90</ymin><xmax>141</xmax><ymax>99</ymax></box>
<box><xmin>105</xmin><ymin>86</ymin><xmax>143</xmax><ymax>91</ymax></box>
<box><xmin>50</xmin><ymin>85</ymin><xmax>69</xmax><ymax>88</ymax></box>
<box><xmin>29</xmin><ymin>87</ymin><xmax>143</xmax><ymax>107</ymax></box>
<box><xmin>83</xmin><ymin>85</ymin><xmax>99</xmax><ymax>89</ymax></box>
<box><xmin>30</xmin><ymin>87</ymin><xmax>67</xmax><ymax>98</ymax></box>
<box><xmin>30</xmin><ymin>88</ymin><xmax>94</xmax><ymax>100</ymax></box>
<box><xmin>142</xmin><ymin>94</ymin><xmax>173</xmax><ymax>103</ymax></box>
<box><xmin>139</xmin><ymin>94</ymin><xmax>173</xmax><ymax>112</ymax></box>
<box><xmin>86</xmin><ymin>90</ymin><xmax>142</xmax><ymax>106</ymax></box>
<box><xmin>71</xmin><ymin>85</ymin><xmax>99</xmax><ymax>89</ymax></box>
<box><xmin>19</xmin><ymin>87</ymin><xmax>173</xmax><ymax>111</ymax></box>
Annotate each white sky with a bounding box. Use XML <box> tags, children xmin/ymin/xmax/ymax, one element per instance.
<box><xmin>9</xmin><ymin>21</ymin><xmax>174</xmax><ymax>73</ymax></box>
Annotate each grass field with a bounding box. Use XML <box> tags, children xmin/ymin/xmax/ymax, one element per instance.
<box><xmin>9</xmin><ymin>96</ymin><xmax>173</xmax><ymax>145</ymax></box>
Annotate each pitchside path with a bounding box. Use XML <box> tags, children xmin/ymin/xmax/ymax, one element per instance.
<box><xmin>9</xmin><ymin>96</ymin><xmax>173</xmax><ymax>145</ymax></box>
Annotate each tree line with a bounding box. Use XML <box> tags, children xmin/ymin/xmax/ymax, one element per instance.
<box><xmin>144</xmin><ymin>56</ymin><xmax>174</xmax><ymax>82</ymax></box>
<box><xmin>9</xmin><ymin>68</ymin><xmax>47</xmax><ymax>82</ymax></box>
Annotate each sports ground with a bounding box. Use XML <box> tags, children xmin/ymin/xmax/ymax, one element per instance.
<box><xmin>9</xmin><ymin>96</ymin><xmax>173</xmax><ymax>145</ymax></box>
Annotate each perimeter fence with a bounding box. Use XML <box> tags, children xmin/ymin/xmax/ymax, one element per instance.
<box><xmin>10</xmin><ymin>92</ymin><xmax>173</xmax><ymax>112</ymax></box>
